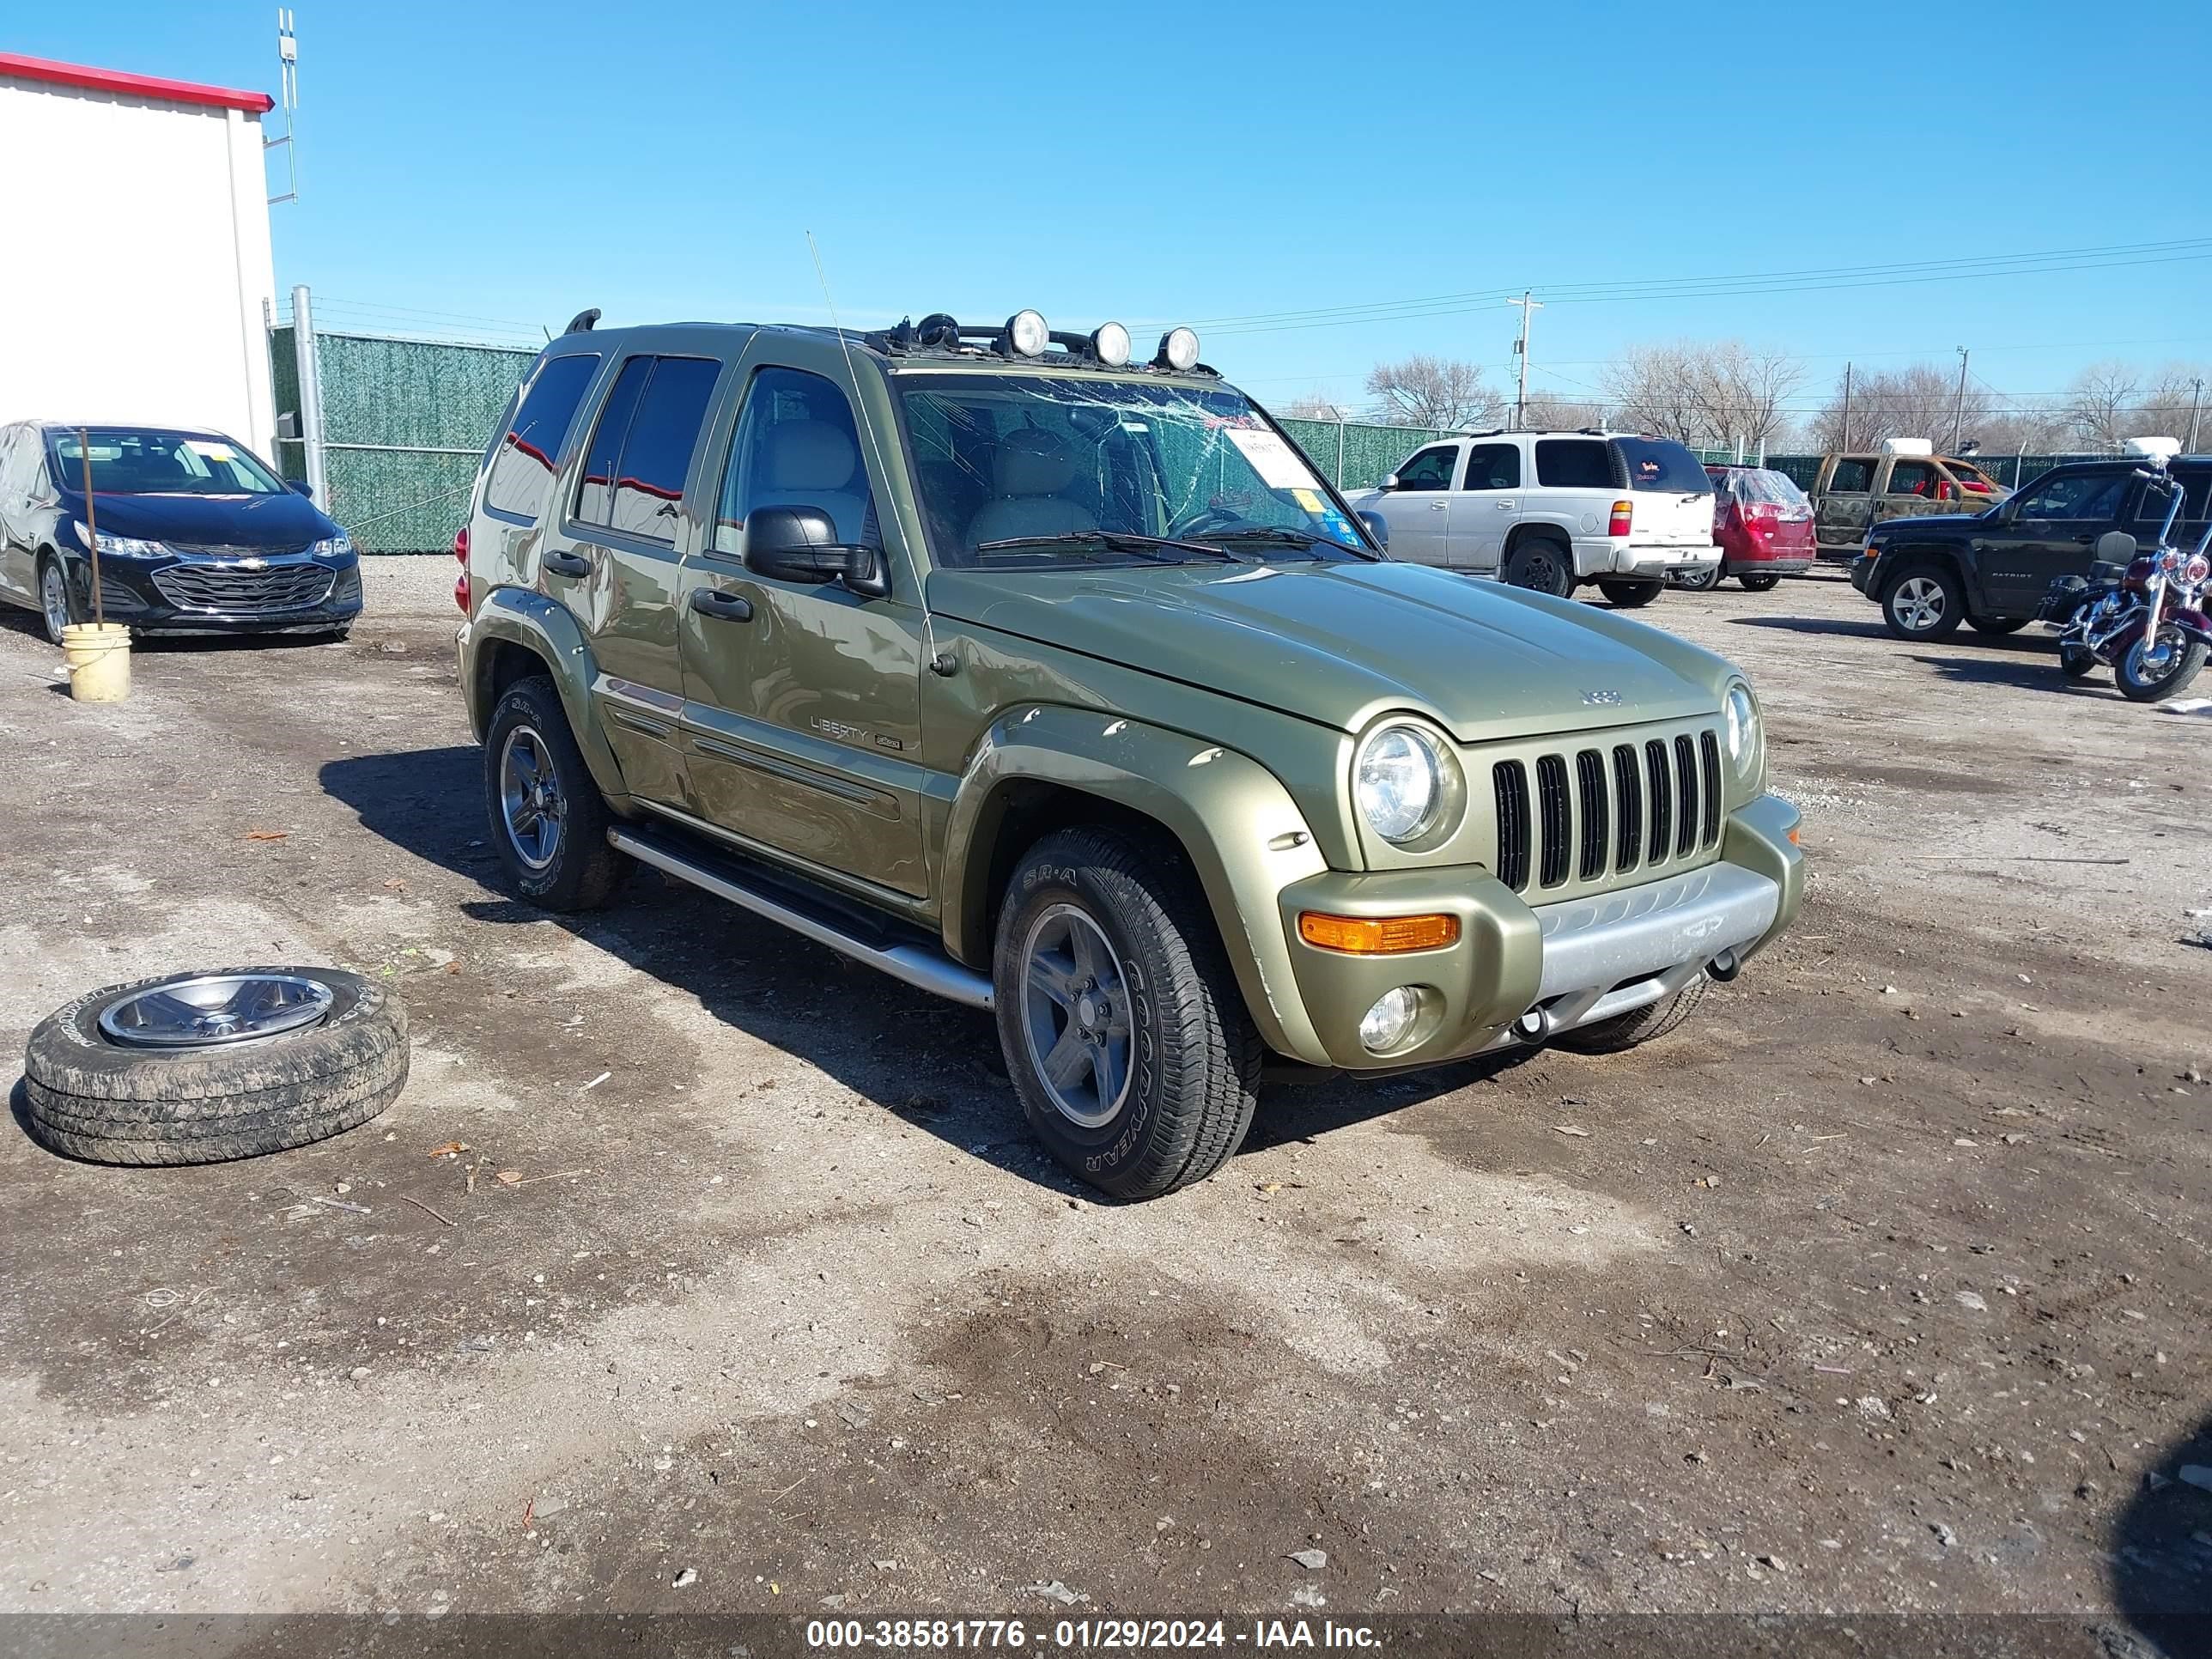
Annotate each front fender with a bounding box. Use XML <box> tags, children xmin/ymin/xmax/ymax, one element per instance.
<box><xmin>464</xmin><ymin>586</ymin><xmax>631</xmax><ymax>809</ymax></box>
<box><xmin>942</xmin><ymin>706</ymin><xmax>1333</xmax><ymax>1064</ymax></box>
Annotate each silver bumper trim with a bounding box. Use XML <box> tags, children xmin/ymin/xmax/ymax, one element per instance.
<box><xmin>1534</xmin><ymin>860</ymin><xmax>1779</xmax><ymax>1001</ymax></box>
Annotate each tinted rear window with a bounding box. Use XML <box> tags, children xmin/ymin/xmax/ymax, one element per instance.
<box><xmin>1613</xmin><ymin>438</ymin><xmax>1711</xmax><ymax>493</ymax></box>
<box><xmin>1534</xmin><ymin>439</ymin><xmax>1614</xmax><ymax>489</ymax></box>
<box><xmin>483</xmin><ymin>353</ymin><xmax>600</xmax><ymax>521</ymax></box>
<box><xmin>575</xmin><ymin>356</ymin><xmax>723</xmax><ymax>541</ymax></box>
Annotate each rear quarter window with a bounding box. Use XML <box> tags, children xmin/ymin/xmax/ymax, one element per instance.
<box><xmin>1534</xmin><ymin>440</ymin><xmax>1614</xmax><ymax>489</ymax></box>
<box><xmin>483</xmin><ymin>353</ymin><xmax>601</xmax><ymax>522</ymax></box>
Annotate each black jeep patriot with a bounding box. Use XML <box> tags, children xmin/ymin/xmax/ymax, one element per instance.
<box><xmin>1852</xmin><ymin>457</ymin><xmax>2211</xmax><ymax>641</ymax></box>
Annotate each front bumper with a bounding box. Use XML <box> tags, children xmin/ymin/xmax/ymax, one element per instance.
<box><xmin>1271</xmin><ymin>793</ymin><xmax>1802</xmax><ymax>1070</ymax></box>
<box><xmin>1848</xmin><ymin>552</ymin><xmax>1880</xmax><ymax>595</ymax></box>
<box><xmin>59</xmin><ymin>553</ymin><xmax>362</xmax><ymax>635</ymax></box>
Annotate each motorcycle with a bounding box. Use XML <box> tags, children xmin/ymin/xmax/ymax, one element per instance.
<box><xmin>2039</xmin><ymin>467</ymin><xmax>2212</xmax><ymax>702</ymax></box>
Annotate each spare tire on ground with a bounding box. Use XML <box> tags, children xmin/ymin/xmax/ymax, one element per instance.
<box><xmin>21</xmin><ymin>967</ymin><xmax>407</xmax><ymax>1166</ymax></box>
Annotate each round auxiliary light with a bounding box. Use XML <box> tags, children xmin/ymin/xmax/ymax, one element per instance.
<box><xmin>1157</xmin><ymin>326</ymin><xmax>1200</xmax><ymax>372</ymax></box>
<box><xmin>1358</xmin><ymin>987</ymin><xmax>1423</xmax><ymax>1054</ymax></box>
<box><xmin>1091</xmin><ymin>320</ymin><xmax>1132</xmax><ymax>368</ymax></box>
<box><xmin>1005</xmin><ymin>310</ymin><xmax>1048</xmax><ymax>358</ymax></box>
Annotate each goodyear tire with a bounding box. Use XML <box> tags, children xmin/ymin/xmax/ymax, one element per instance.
<box><xmin>21</xmin><ymin>969</ymin><xmax>408</xmax><ymax>1166</ymax></box>
<box><xmin>1555</xmin><ymin>976</ymin><xmax>1708</xmax><ymax>1055</ymax></box>
<box><xmin>994</xmin><ymin>828</ymin><xmax>1260</xmax><ymax>1200</ymax></box>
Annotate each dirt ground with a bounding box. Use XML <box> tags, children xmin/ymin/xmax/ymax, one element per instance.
<box><xmin>0</xmin><ymin>562</ymin><xmax>2206</xmax><ymax>1650</ymax></box>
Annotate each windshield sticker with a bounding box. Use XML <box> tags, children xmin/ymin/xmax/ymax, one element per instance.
<box><xmin>186</xmin><ymin>441</ymin><xmax>236</xmax><ymax>462</ymax></box>
<box><xmin>1224</xmin><ymin>427</ymin><xmax>1320</xmax><ymax>491</ymax></box>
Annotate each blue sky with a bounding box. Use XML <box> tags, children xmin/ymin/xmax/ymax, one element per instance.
<box><xmin>20</xmin><ymin>0</ymin><xmax>2212</xmax><ymax>416</ymax></box>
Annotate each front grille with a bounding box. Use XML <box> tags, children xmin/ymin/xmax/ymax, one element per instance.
<box><xmin>1489</xmin><ymin>720</ymin><xmax>1725</xmax><ymax>896</ymax></box>
<box><xmin>151</xmin><ymin>561</ymin><xmax>334</xmax><ymax>614</ymax></box>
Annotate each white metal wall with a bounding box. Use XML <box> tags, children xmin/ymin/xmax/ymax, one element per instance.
<box><xmin>0</xmin><ymin>75</ymin><xmax>277</xmax><ymax>459</ymax></box>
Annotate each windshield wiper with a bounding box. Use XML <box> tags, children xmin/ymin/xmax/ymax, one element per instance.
<box><xmin>1200</xmin><ymin>526</ymin><xmax>1378</xmax><ymax>561</ymax></box>
<box><xmin>973</xmin><ymin>530</ymin><xmax>1245</xmax><ymax>563</ymax></box>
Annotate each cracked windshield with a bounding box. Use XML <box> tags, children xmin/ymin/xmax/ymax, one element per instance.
<box><xmin>896</xmin><ymin>374</ymin><xmax>1373</xmax><ymax>568</ymax></box>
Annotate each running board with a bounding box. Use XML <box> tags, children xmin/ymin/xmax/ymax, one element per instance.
<box><xmin>606</xmin><ymin>826</ymin><xmax>994</xmax><ymax>1011</ymax></box>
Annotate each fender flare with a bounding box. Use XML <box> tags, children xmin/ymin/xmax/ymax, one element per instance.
<box><xmin>942</xmin><ymin>705</ymin><xmax>1334</xmax><ymax>1064</ymax></box>
<box><xmin>464</xmin><ymin>587</ymin><xmax>631</xmax><ymax>807</ymax></box>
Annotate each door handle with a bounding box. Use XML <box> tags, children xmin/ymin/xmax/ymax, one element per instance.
<box><xmin>690</xmin><ymin>588</ymin><xmax>754</xmax><ymax>623</ymax></box>
<box><xmin>543</xmin><ymin>550</ymin><xmax>591</xmax><ymax>578</ymax></box>
<box><xmin>1497</xmin><ymin>501</ymin><xmax>1515</xmax><ymax>510</ymax></box>
<box><xmin>1430</xmin><ymin>501</ymin><xmax>1448</xmax><ymax>511</ymax></box>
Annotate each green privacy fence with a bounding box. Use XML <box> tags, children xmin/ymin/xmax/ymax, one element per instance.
<box><xmin>272</xmin><ymin>320</ymin><xmax>536</xmax><ymax>554</ymax></box>
<box><xmin>1278</xmin><ymin>417</ymin><xmax>1456</xmax><ymax>492</ymax></box>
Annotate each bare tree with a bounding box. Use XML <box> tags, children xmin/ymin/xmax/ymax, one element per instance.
<box><xmin>1363</xmin><ymin>355</ymin><xmax>1502</xmax><ymax>429</ymax></box>
<box><xmin>1518</xmin><ymin>395</ymin><xmax>1606</xmax><ymax>432</ymax></box>
<box><xmin>1278</xmin><ymin>391</ymin><xmax>1355</xmax><ymax>422</ymax></box>
<box><xmin>2130</xmin><ymin>364</ymin><xmax>2209</xmax><ymax>444</ymax></box>
<box><xmin>1802</xmin><ymin>363</ymin><xmax>2053</xmax><ymax>453</ymax></box>
<box><xmin>1602</xmin><ymin>342</ymin><xmax>1804</xmax><ymax>453</ymax></box>
<box><xmin>2064</xmin><ymin>361</ymin><xmax>2141</xmax><ymax>449</ymax></box>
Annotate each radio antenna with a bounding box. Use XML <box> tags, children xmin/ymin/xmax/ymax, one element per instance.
<box><xmin>267</xmin><ymin>9</ymin><xmax>300</xmax><ymax>204</ymax></box>
<box><xmin>805</xmin><ymin>231</ymin><xmax>895</xmax><ymax>547</ymax></box>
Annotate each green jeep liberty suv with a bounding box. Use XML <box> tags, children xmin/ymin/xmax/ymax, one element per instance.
<box><xmin>454</xmin><ymin>308</ymin><xmax>1803</xmax><ymax>1199</ymax></box>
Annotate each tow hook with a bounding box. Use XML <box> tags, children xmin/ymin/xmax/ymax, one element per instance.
<box><xmin>1508</xmin><ymin>1006</ymin><xmax>1553</xmax><ymax>1046</ymax></box>
<box><xmin>1705</xmin><ymin>950</ymin><xmax>1741</xmax><ymax>983</ymax></box>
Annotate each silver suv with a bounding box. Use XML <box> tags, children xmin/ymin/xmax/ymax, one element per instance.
<box><xmin>1349</xmin><ymin>429</ymin><xmax>1720</xmax><ymax>608</ymax></box>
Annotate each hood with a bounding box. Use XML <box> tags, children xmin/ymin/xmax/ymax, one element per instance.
<box><xmin>57</xmin><ymin>486</ymin><xmax>341</xmax><ymax>550</ymax></box>
<box><xmin>1870</xmin><ymin>513</ymin><xmax>1984</xmax><ymax>538</ymax></box>
<box><xmin>927</xmin><ymin>560</ymin><xmax>1733</xmax><ymax>743</ymax></box>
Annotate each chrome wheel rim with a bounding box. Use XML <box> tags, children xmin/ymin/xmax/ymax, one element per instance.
<box><xmin>99</xmin><ymin>972</ymin><xmax>336</xmax><ymax>1048</ymax></box>
<box><xmin>1018</xmin><ymin>903</ymin><xmax>1133</xmax><ymax>1129</ymax></box>
<box><xmin>41</xmin><ymin>564</ymin><xmax>69</xmax><ymax>641</ymax></box>
<box><xmin>1892</xmin><ymin>575</ymin><xmax>1947</xmax><ymax>632</ymax></box>
<box><xmin>2128</xmin><ymin>628</ymin><xmax>2180</xmax><ymax>680</ymax></box>
<box><xmin>499</xmin><ymin>725</ymin><xmax>564</xmax><ymax>871</ymax></box>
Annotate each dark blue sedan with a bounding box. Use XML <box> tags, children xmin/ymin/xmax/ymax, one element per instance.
<box><xmin>0</xmin><ymin>422</ymin><xmax>362</xmax><ymax>643</ymax></box>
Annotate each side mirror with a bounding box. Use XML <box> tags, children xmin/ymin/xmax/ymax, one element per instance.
<box><xmin>1379</xmin><ymin>472</ymin><xmax>1401</xmax><ymax>491</ymax></box>
<box><xmin>744</xmin><ymin>505</ymin><xmax>888</xmax><ymax>597</ymax></box>
<box><xmin>1356</xmin><ymin>509</ymin><xmax>1391</xmax><ymax>550</ymax></box>
<box><xmin>289</xmin><ymin>479</ymin><xmax>313</xmax><ymax>498</ymax></box>
<box><xmin>2095</xmin><ymin>530</ymin><xmax>2138</xmax><ymax>563</ymax></box>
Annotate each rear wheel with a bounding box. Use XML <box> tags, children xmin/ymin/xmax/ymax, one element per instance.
<box><xmin>1597</xmin><ymin>577</ymin><xmax>1663</xmax><ymax>608</ymax></box>
<box><xmin>994</xmin><ymin>828</ymin><xmax>1260</xmax><ymax>1200</ymax></box>
<box><xmin>1739</xmin><ymin>571</ymin><xmax>1781</xmax><ymax>592</ymax></box>
<box><xmin>1503</xmin><ymin>536</ymin><xmax>1575</xmax><ymax>599</ymax></box>
<box><xmin>1968</xmin><ymin>615</ymin><xmax>2028</xmax><ymax>637</ymax></box>
<box><xmin>483</xmin><ymin>674</ymin><xmax>626</xmax><ymax>910</ymax></box>
<box><xmin>2116</xmin><ymin>624</ymin><xmax>2210</xmax><ymax>702</ymax></box>
<box><xmin>1881</xmin><ymin>563</ymin><xmax>1964</xmax><ymax>641</ymax></box>
<box><xmin>2058</xmin><ymin>641</ymin><xmax>2100</xmax><ymax>679</ymax></box>
<box><xmin>1671</xmin><ymin>562</ymin><xmax>1723</xmax><ymax>592</ymax></box>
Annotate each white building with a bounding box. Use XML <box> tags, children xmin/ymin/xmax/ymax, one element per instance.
<box><xmin>0</xmin><ymin>52</ymin><xmax>278</xmax><ymax>459</ymax></box>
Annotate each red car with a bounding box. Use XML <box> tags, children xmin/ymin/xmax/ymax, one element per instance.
<box><xmin>1678</xmin><ymin>465</ymin><xmax>1817</xmax><ymax>592</ymax></box>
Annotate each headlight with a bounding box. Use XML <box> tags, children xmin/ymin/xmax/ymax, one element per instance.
<box><xmin>311</xmin><ymin>534</ymin><xmax>355</xmax><ymax>559</ymax></box>
<box><xmin>1355</xmin><ymin>721</ymin><xmax>1454</xmax><ymax>844</ymax></box>
<box><xmin>1723</xmin><ymin>681</ymin><xmax>1762</xmax><ymax>782</ymax></box>
<box><xmin>74</xmin><ymin>521</ymin><xmax>167</xmax><ymax>558</ymax></box>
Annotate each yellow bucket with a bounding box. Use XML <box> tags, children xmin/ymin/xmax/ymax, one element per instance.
<box><xmin>63</xmin><ymin>622</ymin><xmax>132</xmax><ymax>703</ymax></box>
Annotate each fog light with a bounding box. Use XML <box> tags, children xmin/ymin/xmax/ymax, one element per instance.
<box><xmin>1358</xmin><ymin>987</ymin><xmax>1422</xmax><ymax>1054</ymax></box>
<box><xmin>1157</xmin><ymin>326</ymin><xmax>1200</xmax><ymax>371</ymax></box>
<box><xmin>1091</xmin><ymin>321</ymin><xmax>1132</xmax><ymax>367</ymax></box>
<box><xmin>1005</xmin><ymin>309</ymin><xmax>1048</xmax><ymax>357</ymax></box>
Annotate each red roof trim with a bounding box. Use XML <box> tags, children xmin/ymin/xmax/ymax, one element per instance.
<box><xmin>0</xmin><ymin>52</ymin><xmax>274</xmax><ymax>114</ymax></box>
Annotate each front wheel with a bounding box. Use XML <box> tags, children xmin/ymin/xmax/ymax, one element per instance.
<box><xmin>483</xmin><ymin>674</ymin><xmax>626</xmax><ymax>909</ymax></box>
<box><xmin>2116</xmin><ymin>624</ymin><xmax>2210</xmax><ymax>702</ymax></box>
<box><xmin>39</xmin><ymin>555</ymin><xmax>78</xmax><ymax>646</ymax></box>
<box><xmin>1503</xmin><ymin>538</ymin><xmax>1576</xmax><ymax>599</ymax></box>
<box><xmin>994</xmin><ymin>828</ymin><xmax>1259</xmax><ymax>1200</ymax></box>
<box><xmin>1881</xmin><ymin>563</ymin><xmax>1965</xmax><ymax>641</ymax></box>
<box><xmin>1738</xmin><ymin>571</ymin><xmax>1781</xmax><ymax>592</ymax></box>
<box><xmin>1597</xmin><ymin>577</ymin><xmax>1663</xmax><ymax>608</ymax></box>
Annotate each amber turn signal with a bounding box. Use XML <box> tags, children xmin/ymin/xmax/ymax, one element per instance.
<box><xmin>1297</xmin><ymin>912</ymin><xmax>1461</xmax><ymax>954</ymax></box>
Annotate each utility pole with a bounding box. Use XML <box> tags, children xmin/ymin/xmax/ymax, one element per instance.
<box><xmin>2189</xmin><ymin>377</ymin><xmax>2204</xmax><ymax>453</ymax></box>
<box><xmin>1839</xmin><ymin>362</ymin><xmax>1853</xmax><ymax>450</ymax></box>
<box><xmin>1951</xmin><ymin>347</ymin><xmax>1971</xmax><ymax>453</ymax></box>
<box><xmin>1507</xmin><ymin>290</ymin><xmax>1542</xmax><ymax>428</ymax></box>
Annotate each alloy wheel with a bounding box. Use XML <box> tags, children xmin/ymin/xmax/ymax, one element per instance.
<box><xmin>1891</xmin><ymin>575</ymin><xmax>1948</xmax><ymax>633</ymax></box>
<box><xmin>41</xmin><ymin>563</ymin><xmax>70</xmax><ymax>642</ymax></box>
<box><xmin>1018</xmin><ymin>903</ymin><xmax>1134</xmax><ymax>1129</ymax></box>
<box><xmin>498</xmin><ymin>724</ymin><xmax>566</xmax><ymax>871</ymax></box>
